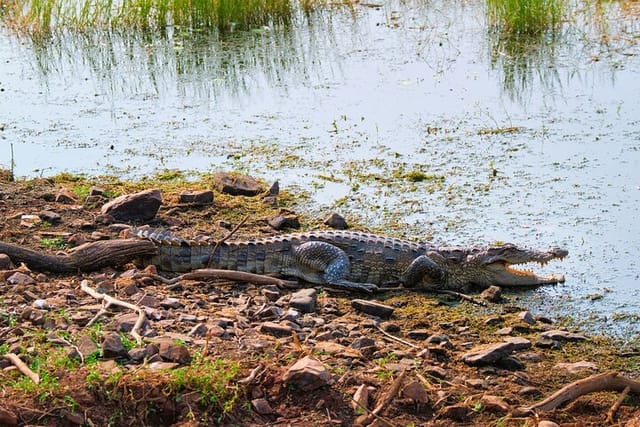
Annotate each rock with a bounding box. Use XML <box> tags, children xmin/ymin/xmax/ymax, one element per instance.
<box><xmin>518</xmin><ymin>311</ymin><xmax>536</xmax><ymax>325</ymax></box>
<box><xmin>402</xmin><ymin>381</ymin><xmax>429</xmax><ymax>403</ymax></box>
<box><xmin>251</xmin><ymin>398</ymin><xmax>274</xmax><ymax>415</ymax></box>
<box><xmin>352</xmin><ymin>384</ymin><xmax>370</xmax><ymax>412</ymax></box>
<box><xmin>7</xmin><ymin>272</ymin><xmax>37</xmax><ymax>286</ymax></box>
<box><xmin>535</xmin><ymin>336</ymin><xmax>561</xmax><ymax>349</ymax></box>
<box><xmin>213</xmin><ymin>172</ymin><xmax>263</xmax><ymax>196</ymax></box>
<box><xmin>439</xmin><ymin>404</ymin><xmax>472</xmax><ymax>422</ymax></box>
<box><xmin>188</xmin><ymin>323</ymin><xmax>208</xmax><ymax>337</ymax></box>
<box><xmin>158</xmin><ymin>341</ymin><xmax>192</xmax><ymax>364</ymax></box>
<box><xmin>484</xmin><ymin>316</ymin><xmax>503</xmax><ymax>326</ymax></box>
<box><xmin>38</xmin><ymin>210</ymin><xmax>62</xmax><ymax>224</ymax></box>
<box><xmin>480</xmin><ymin>395</ymin><xmax>511</xmax><ymax>413</ymax></box>
<box><xmin>480</xmin><ymin>285</ymin><xmax>502</xmax><ymax>302</ymax></box>
<box><xmin>55</xmin><ymin>188</ymin><xmax>77</xmax><ymax>204</ymax></box>
<box><xmin>266</xmin><ymin>180</ymin><xmax>279</xmax><ymax>196</ymax></box>
<box><xmin>407</xmin><ymin>330</ymin><xmax>430</xmax><ymax>340</ymax></box>
<box><xmin>461</xmin><ymin>341</ymin><xmax>519</xmax><ymax>366</ymax></box>
<box><xmin>76</xmin><ymin>335</ymin><xmax>99</xmax><ymax>359</ymax></box>
<box><xmin>179</xmin><ymin>190</ymin><xmax>213</xmax><ymax>204</ymax></box>
<box><xmin>0</xmin><ymin>405</ymin><xmax>18</xmax><ymax>426</ymax></box>
<box><xmin>20</xmin><ymin>214</ymin><xmax>42</xmax><ymax>227</ymax></box>
<box><xmin>554</xmin><ymin>360</ymin><xmax>598</xmax><ymax>373</ymax></box>
<box><xmin>423</xmin><ymin>364</ymin><xmax>448</xmax><ymax>379</ymax></box>
<box><xmin>259</xmin><ymin>321</ymin><xmax>293</xmax><ymax>337</ymax></box>
<box><xmin>540</xmin><ymin>330</ymin><xmax>587</xmax><ymax>342</ymax></box>
<box><xmin>60</xmin><ymin>408</ymin><xmax>84</xmax><ymax>425</ymax></box>
<box><xmin>102</xmin><ymin>332</ymin><xmax>128</xmax><ymax>358</ymax></box>
<box><xmin>351</xmin><ymin>337</ymin><xmax>376</xmax><ymax>350</ymax></box>
<box><xmin>160</xmin><ymin>297</ymin><xmax>184</xmax><ymax>309</ymax></box>
<box><xmin>289</xmin><ymin>288</ymin><xmax>317</xmax><ymax>313</ymax></box>
<box><xmin>538</xmin><ymin>421</ymin><xmax>559</xmax><ymax>427</ymax></box>
<box><xmin>351</xmin><ymin>299</ymin><xmax>394</xmax><ymax>318</ymax></box>
<box><xmin>503</xmin><ymin>336</ymin><xmax>532</xmax><ymax>350</ymax></box>
<box><xmin>323</xmin><ymin>212</ymin><xmax>349</xmax><ymax>230</ymax></box>
<box><xmin>282</xmin><ymin>355</ymin><xmax>331</xmax><ymax>391</ymax></box>
<box><xmin>268</xmin><ymin>214</ymin><xmax>300</xmax><ymax>230</ymax></box>
<box><xmin>114</xmin><ymin>312</ymin><xmax>146</xmax><ymax>333</ymax></box>
<box><xmin>0</xmin><ymin>254</ymin><xmax>15</xmax><ymax>270</ymax></box>
<box><xmin>496</xmin><ymin>355</ymin><xmax>525</xmax><ymax>370</ymax></box>
<box><xmin>495</xmin><ymin>327</ymin><xmax>513</xmax><ymax>336</ymax></box>
<box><xmin>380</xmin><ymin>322</ymin><xmax>401</xmax><ymax>333</ymax></box>
<box><xmin>100</xmin><ymin>189</ymin><xmax>162</xmax><ymax>222</ymax></box>
<box><xmin>518</xmin><ymin>386</ymin><xmax>543</xmax><ymax>397</ymax></box>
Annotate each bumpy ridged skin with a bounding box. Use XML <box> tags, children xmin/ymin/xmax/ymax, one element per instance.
<box><xmin>147</xmin><ymin>230</ymin><xmax>429</xmax><ymax>286</ymax></box>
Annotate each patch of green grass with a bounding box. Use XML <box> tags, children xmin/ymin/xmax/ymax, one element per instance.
<box><xmin>1</xmin><ymin>0</ymin><xmax>308</xmax><ymax>35</ymax></box>
<box><xmin>486</xmin><ymin>0</ymin><xmax>564</xmax><ymax>35</ymax></box>
<box><xmin>39</xmin><ymin>236</ymin><xmax>69</xmax><ymax>250</ymax></box>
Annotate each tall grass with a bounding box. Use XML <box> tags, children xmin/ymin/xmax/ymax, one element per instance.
<box><xmin>486</xmin><ymin>0</ymin><xmax>564</xmax><ymax>35</ymax></box>
<box><xmin>0</xmin><ymin>0</ymin><xmax>299</xmax><ymax>35</ymax></box>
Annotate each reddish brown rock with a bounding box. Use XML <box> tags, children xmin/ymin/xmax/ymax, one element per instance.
<box><xmin>213</xmin><ymin>172</ymin><xmax>263</xmax><ymax>196</ymax></box>
<box><xmin>100</xmin><ymin>189</ymin><xmax>162</xmax><ymax>222</ymax></box>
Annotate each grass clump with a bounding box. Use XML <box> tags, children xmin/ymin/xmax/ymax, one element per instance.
<box><xmin>0</xmin><ymin>0</ymin><xmax>300</xmax><ymax>35</ymax></box>
<box><xmin>486</xmin><ymin>0</ymin><xmax>564</xmax><ymax>35</ymax></box>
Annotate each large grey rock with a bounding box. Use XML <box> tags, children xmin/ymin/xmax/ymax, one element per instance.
<box><xmin>283</xmin><ymin>355</ymin><xmax>331</xmax><ymax>391</ymax></box>
<box><xmin>289</xmin><ymin>288</ymin><xmax>317</xmax><ymax>313</ymax></box>
<box><xmin>100</xmin><ymin>189</ymin><xmax>162</xmax><ymax>222</ymax></box>
<box><xmin>213</xmin><ymin>172</ymin><xmax>263</xmax><ymax>196</ymax></box>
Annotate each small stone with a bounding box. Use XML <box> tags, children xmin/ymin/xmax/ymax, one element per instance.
<box><xmin>503</xmin><ymin>336</ymin><xmax>532</xmax><ymax>350</ymax></box>
<box><xmin>540</xmin><ymin>330</ymin><xmax>587</xmax><ymax>342</ymax></box>
<box><xmin>554</xmin><ymin>360</ymin><xmax>598</xmax><ymax>373</ymax></box>
<box><xmin>136</xmin><ymin>294</ymin><xmax>160</xmax><ymax>308</ymax></box>
<box><xmin>0</xmin><ymin>254</ymin><xmax>14</xmax><ymax>270</ymax></box>
<box><xmin>380</xmin><ymin>322</ymin><xmax>401</xmax><ymax>333</ymax></box>
<box><xmin>100</xmin><ymin>189</ymin><xmax>162</xmax><ymax>222</ymax></box>
<box><xmin>518</xmin><ymin>386</ymin><xmax>543</xmax><ymax>397</ymax></box>
<box><xmin>266</xmin><ymin>180</ymin><xmax>279</xmax><ymax>196</ymax></box>
<box><xmin>495</xmin><ymin>327</ymin><xmax>513</xmax><ymax>336</ymax></box>
<box><xmin>484</xmin><ymin>316</ymin><xmax>503</xmax><ymax>326</ymax></box>
<box><xmin>518</xmin><ymin>311</ymin><xmax>536</xmax><ymax>325</ymax></box>
<box><xmin>0</xmin><ymin>405</ymin><xmax>18</xmax><ymax>426</ymax></box>
<box><xmin>351</xmin><ymin>299</ymin><xmax>394</xmax><ymax>318</ymax></box>
<box><xmin>7</xmin><ymin>272</ymin><xmax>37</xmax><ymax>286</ymax></box>
<box><xmin>114</xmin><ymin>312</ymin><xmax>145</xmax><ymax>333</ymax></box>
<box><xmin>439</xmin><ymin>404</ymin><xmax>471</xmax><ymax>422</ymax></box>
<box><xmin>268</xmin><ymin>214</ymin><xmax>300</xmax><ymax>230</ymax></box>
<box><xmin>282</xmin><ymin>355</ymin><xmax>331</xmax><ymax>391</ymax></box>
<box><xmin>407</xmin><ymin>330</ymin><xmax>430</xmax><ymax>340</ymax></box>
<box><xmin>461</xmin><ymin>341</ymin><xmax>518</xmax><ymax>366</ymax></box>
<box><xmin>262</xmin><ymin>287</ymin><xmax>281</xmax><ymax>301</ymax></box>
<box><xmin>38</xmin><ymin>210</ymin><xmax>62</xmax><ymax>224</ymax></box>
<box><xmin>480</xmin><ymin>285</ymin><xmax>502</xmax><ymax>302</ymax></box>
<box><xmin>289</xmin><ymin>288</ymin><xmax>317</xmax><ymax>313</ymax></box>
<box><xmin>259</xmin><ymin>321</ymin><xmax>293</xmax><ymax>337</ymax></box>
<box><xmin>538</xmin><ymin>421</ymin><xmax>559</xmax><ymax>427</ymax></box>
<box><xmin>55</xmin><ymin>189</ymin><xmax>78</xmax><ymax>204</ymax></box>
<box><xmin>402</xmin><ymin>381</ymin><xmax>429</xmax><ymax>403</ymax></box>
<box><xmin>188</xmin><ymin>323</ymin><xmax>208</xmax><ymax>337</ymax></box>
<box><xmin>323</xmin><ymin>212</ymin><xmax>349</xmax><ymax>230</ymax></box>
<box><xmin>178</xmin><ymin>314</ymin><xmax>197</xmax><ymax>323</ymax></box>
<box><xmin>20</xmin><ymin>214</ymin><xmax>42</xmax><ymax>227</ymax></box>
<box><xmin>480</xmin><ymin>395</ymin><xmax>511</xmax><ymax>413</ymax></box>
<box><xmin>423</xmin><ymin>365</ymin><xmax>448</xmax><ymax>379</ymax></box>
<box><xmin>158</xmin><ymin>341</ymin><xmax>191</xmax><ymax>364</ymax></box>
<box><xmin>179</xmin><ymin>190</ymin><xmax>213</xmax><ymax>204</ymax></box>
<box><xmin>160</xmin><ymin>297</ymin><xmax>183</xmax><ymax>309</ymax></box>
<box><xmin>102</xmin><ymin>332</ymin><xmax>128</xmax><ymax>358</ymax></box>
<box><xmin>76</xmin><ymin>335</ymin><xmax>99</xmax><ymax>359</ymax></box>
<box><xmin>351</xmin><ymin>337</ymin><xmax>376</xmax><ymax>350</ymax></box>
<box><xmin>465</xmin><ymin>378</ymin><xmax>487</xmax><ymax>388</ymax></box>
<box><xmin>213</xmin><ymin>172</ymin><xmax>263</xmax><ymax>196</ymax></box>
<box><xmin>497</xmin><ymin>355</ymin><xmax>525</xmax><ymax>370</ymax></box>
<box><xmin>251</xmin><ymin>398</ymin><xmax>274</xmax><ymax>415</ymax></box>
<box><xmin>535</xmin><ymin>336</ymin><xmax>561</xmax><ymax>349</ymax></box>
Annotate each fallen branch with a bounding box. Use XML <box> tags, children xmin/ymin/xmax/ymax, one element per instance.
<box><xmin>518</xmin><ymin>371</ymin><xmax>640</xmax><ymax>414</ymax></box>
<box><xmin>358</xmin><ymin>368</ymin><xmax>408</xmax><ymax>426</ymax></box>
<box><xmin>136</xmin><ymin>269</ymin><xmax>299</xmax><ymax>289</ymax></box>
<box><xmin>4</xmin><ymin>353</ymin><xmax>40</xmax><ymax>384</ymax></box>
<box><xmin>0</xmin><ymin>239</ymin><xmax>156</xmax><ymax>272</ymax></box>
<box><xmin>375</xmin><ymin>324</ymin><xmax>419</xmax><ymax>349</ymax></box>
<box><xmin>607</xmin><ymin>385</ymin><xmax>630</xmax><ymax>423</ymax></box>
<box><xmin>81</xmin><ymin>279</ymin><xmax>145</xmax><ymax>345</ymax></box>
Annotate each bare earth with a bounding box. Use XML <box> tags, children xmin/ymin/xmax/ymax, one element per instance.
<box><xmin>0</xmin><ymin>173</ymin><xmax>639</xmax><ymax>427</ymax></box>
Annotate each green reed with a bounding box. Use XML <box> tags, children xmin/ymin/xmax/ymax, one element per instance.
<box><xmin>0</xmin><ymin>0</ymin><xmax>300</xmax><ymax>35</ymax></box>
<box><xmin>486</xmin><ymin>0</ymin><xmax>564</xmax><ymax>35</ymax></box>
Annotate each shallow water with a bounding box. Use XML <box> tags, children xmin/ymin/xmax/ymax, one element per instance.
<box><xmin>1</xmin><ymin>1</ymin><xmax>639</xmax><ymax>339</ymax></box>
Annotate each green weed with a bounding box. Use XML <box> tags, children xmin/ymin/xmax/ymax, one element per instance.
<box><xmin>39</xmin><ymin>237</ymin><xmax>69</xmax><ymax>250</ymax></box>
<box><xmin>486</xmin><ymin>0</ymin><xmax>564</xmax><ymax>35</ymax></box>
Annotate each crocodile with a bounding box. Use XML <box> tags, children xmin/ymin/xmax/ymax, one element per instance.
<box><xmin>136</xmin><ymin>229</ymin><xmax>568</xmax><ymax>292</ymax></box>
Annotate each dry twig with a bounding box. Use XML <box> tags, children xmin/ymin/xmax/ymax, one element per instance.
<box><xmin>607</xmin><ymin>385</ymin><xmax>631</xmax><ymax>423</ymax></box>
<box><xmin>80</xmin><ymin>279</ymin><xmax>146</xmax><ymax>345</ymax></box>
<box><xmin>206</xmin><ymin>216</ymin><xmax>248</xmax><ymax>268</ymax></box>
<box><xmin>4</xmin><ymin>353</ymin><xmax>40</xmax><ymax>384</ymax></box>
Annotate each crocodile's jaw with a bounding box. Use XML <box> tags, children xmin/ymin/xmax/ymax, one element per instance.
<box><xmin>482</xmin><ymin>262</ymin><xmax>566</xmax><ymax>287</ymax></box>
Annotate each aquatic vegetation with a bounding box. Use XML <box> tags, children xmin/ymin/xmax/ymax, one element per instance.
<box><xmin>0</xmin><ymin>0</ymin><xmax>310</xmax><ymax>35</ymax></box>
<box><xmin>485</xmin><ymin>0</ymin><xmax>564</xmax><ymax>35</ymax></box>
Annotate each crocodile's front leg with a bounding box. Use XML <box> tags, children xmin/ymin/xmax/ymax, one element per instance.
<box><xmin>287</xmin><ymin>241</ymin><xmax>378</xmax><ymax>292</ymax></box>
<box><xmin>400</xmin><ymin>251</ymin><xmax>447</xmax><ymax>288</ymax></box>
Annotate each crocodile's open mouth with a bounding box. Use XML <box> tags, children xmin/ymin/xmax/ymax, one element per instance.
<box><xmin>487</xmin><ymin>261</ymin><xmax>566</xmax><ymax>286</ymax></box>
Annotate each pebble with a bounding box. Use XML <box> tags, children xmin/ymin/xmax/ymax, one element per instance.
<box><xmin>251</xmin><ymin>398</ymin><xmax>274</xmax><ymax>415</ymax></box>
<box><xmin>480</xmin><ymin>285</ymin><xmax>502</xmax><ymax>302</ymax></box>
<box><xmin>518</xmin><ymin>311</ymin><xmax>536</xmax><ymax>325</ymax></box>
<box><xmin>158</xmin><ymin>340</ymin><xmax>192</xmax><ymax>365</ymax></box>
<box><xmin>38</xmin><ymin>210</ymin><xmax>62</xmax><ymax>224</ymax></box>
<box><xmin>540</xmin><ymin>330</ymin><xmax>587</xmax><ymax>342</ymax></box>
<box><xmin>101</xmin><ymin>332</ymin><xmax>128</xmax><ymax>358</ymax></box>
<box><xmin>407</xmin><ymin>330</ymin><xmax>430</xmax><ymax>340</ymax></box>
<box><xmin>323</xmin><ymin>212</ymin><xmax>349</xmax><ymax>230</ymax></box>
<box><xmin>268</xmin><ymin>214</ymin><xmax>300</xmax><ymax>230</ymax></box>
<box><xmin>283</xmin><ymin>355</ymin><xmax>331</xmax><ymax>391</ymax></box>
<box><xmin>178</xmin><ymin>190</ymin><xmax>213</xmax><ymax>204</ymax></box>
<box><xmin>402</xmin><ymin>381</ymin><xmax>429</xmax><ymax>403</ymax></box>
<box><xmin>7</xmin><ymin>272</ymin><xmax>37</xmax><ymax>286</ymax></box>
<box><xmin>351</xmin><ymin>299</ymin><xmax>394</xmax><ymax>318</ymax></box>
<box><xmin>259</xmin><ymin>321</ymin><xmax>294</xmax><ymax>337</ymax></box>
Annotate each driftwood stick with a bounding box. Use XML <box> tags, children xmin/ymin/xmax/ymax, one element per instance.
<box><xmin>607</xmin><ymin>385</ymin><xmax>631</xmax><ymax>423</ymax></box>
<box><xmin>375</xmin><ymin>324</ymin><xmax>419</xmax><ymax>349</ymax></box>
<box><xmin>4</xmin><ymin>353</ymin><xmax>40</xmax><ymax>384</ymax></box>
<box><xmin>520</xmin><ymin>371</ymin><xmax>640</xmax><ymax>414</ymax></box>
<box><xmin>0</xmin><ymin>239</ymin><xmax>156</xmax><ymax>272</ymax></box>
<box><xmin>81</xmin><ymin>280</ymin><xmax>145</xmax><ymax>345</ymax></box>
<box><xmin>172</xmin><ymin>269</ymin><xmax>299</xmax><ymax>288</ymax></box>
<box><xmin>358</xmin><ymin>368</ymin><xmax>408</xmax><ymax>426</ymax></box>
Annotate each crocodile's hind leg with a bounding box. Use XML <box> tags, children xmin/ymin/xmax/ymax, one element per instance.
<box><xmin>289</xmin><ymin>241</ymin><xmax>378</xmax><ymax>292</ymax></box>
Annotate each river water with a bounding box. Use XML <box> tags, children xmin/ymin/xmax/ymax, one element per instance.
<box><xmin>1</xmin><ymin>1</ymin><xmax>639</xmax><ymax>339</ymax></box>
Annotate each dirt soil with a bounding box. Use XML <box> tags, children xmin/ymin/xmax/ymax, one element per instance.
<box><xmin>0</xmin><ymin>172</ymin><xmax>639</xmax><ymax>427</ymax></box>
